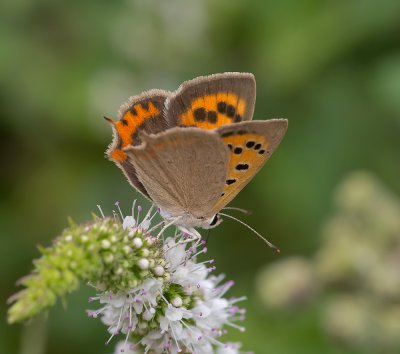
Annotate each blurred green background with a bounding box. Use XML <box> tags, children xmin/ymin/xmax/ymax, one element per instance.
<box><xmin>1</xmin><ymin>0</ymin><xmax>400</xmax><ymax>353</ymax></box>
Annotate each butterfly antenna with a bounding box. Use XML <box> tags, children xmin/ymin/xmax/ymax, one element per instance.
<box><xmin>222</xmin><ymin>207</ymin><xmax>252</xmax><ymax>215</ymax></box>
<box><xmin>219</xmin><ymin>212</ymin><xmax>280</xmax><ymax>253</ymax></box>
<box><xmin>104</xmin><ymin>116</ymin><xmax>115</xmax><ymax>124</ymax></box>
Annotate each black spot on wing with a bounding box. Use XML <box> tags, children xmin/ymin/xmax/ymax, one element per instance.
<box><xmin>236</xmin><ymin>163</ymin><xmax>249</xmax><ymax>171</ymax></box>
<box><xmin>217</xmin><ymin>101</ymin><xmax>227</xmax><ymax>113</ymax></box>
<box><xmin>226</xmin><ymin>105</ymin><xmax>236</xmax><ymax>118</ymax></box>
<box><xmin>194</xmin><ymin>107</ymin><xmax>206</xmax><ymax>122</ymax></box>
<box><xmin>207</xmin><ymin>110</ymin><xmax>217</xmax><ymax>123</ymax></box>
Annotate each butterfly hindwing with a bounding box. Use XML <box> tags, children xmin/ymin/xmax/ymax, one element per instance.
<box><xmin>106</xmin><ymin>90</ymin><xmax>172</xmax><ymax>197</ymax></box>
<box><xmin>209</xmin><ymin>119</ymin><xmax>288</xmax><ymax>216</ymax></box>
<box><xmin>124</xmin><ymin>127</ymin><xmax>229</xmax><ymax>218</ymax></box>
<box><xmin>166</xmin><ymin>73</ymin><xmax>256</xmax><ymax>130</ymax></box>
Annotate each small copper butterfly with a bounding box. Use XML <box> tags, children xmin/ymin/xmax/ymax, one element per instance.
<box><xmin>105</xmin><ymin>73</ymin><xmax>287</xmax><ymax>242</ymax></box>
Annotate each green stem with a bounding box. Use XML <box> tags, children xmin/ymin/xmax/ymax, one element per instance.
<box><xmin>19</xmin><ymin>315</ymin><xmax>47</xmax><ymax>354</ymax></box>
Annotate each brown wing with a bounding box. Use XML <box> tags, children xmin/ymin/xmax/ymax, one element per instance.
<box><xmin>209</xmin><ymin>119</ymin><xmax>288</xmax><ymax>216</ymax></box>
<box><xmin>106</xmin><ymin>89</ymin><xmax>172</xmax><ymax>197</ymax></box>
<box><xmin>166</xmin><ymin>72</ymin><xmax>256</xmax><ymax>130</ymax></box>
<box><xmin>124</xmin><ymin>127</ymin><xmax>229</xmax><ymax>218</ymax></box>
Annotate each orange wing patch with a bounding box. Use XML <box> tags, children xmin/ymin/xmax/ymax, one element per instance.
<box><xmin>179</xmin><ymin>93</ymin><xmax>246</xmax><ymax>129</ymax></box>
<box><xmin>116</xmin><ymin>102</ymin><xmax>159</xmax><ymax>147</ymax></box>
<box><xmin>111</xmin><ymin>148</ymin><xmax>128</xmax><ymax>162</ymax></box>
<box><xmin>210</xmin><ymin>132</ymin><xmax>270</xmax><ymax>212</ymax></box>
<box><xmin>111</xmin><ymin>101</ymin><xmax>160</xmax><ymax>162</ymax></box>
<box><xmin>109</xmin><ymin>99</ymin><xmax>167</xmax><ymax>162</ymax></box>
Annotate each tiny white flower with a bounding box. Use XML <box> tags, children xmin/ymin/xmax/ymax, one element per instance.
<box><xmin>140</xmin><ymin>218</ymin><xmax>151</xmax><ymax>230</ymax></box>
<box><xmin>112</xmin><ymin>340</ymin><xmax>138</xmax><ymax>354</ymax></box>
<box><xmin>164</xmin><ymin>239</ymin><xmax>187</xmax><ymax>269</ymax></box>
<box><xmin>217</xmin><ymin>342</ymin><xmax>242</xmax><ymax>354</ymax></box>
<box><xmin>122</xmin><ymin>216</ymin><xmax>136</xmax><ymax>230</ymax></box>
<box><xmin>158</xmin><ymin>316</ymin><xmax>170</xmax><ymax>333</ymax></box>
<box><xmin>132</xmin><ymin>237</ymin><xmax>143</xmax><ymax>248</ymax></box>
<box><xmin>171</xmin><ymin>296</ymin><xmax>182</xmax><ymax>307</ymax></box>
<box><xmin>100</xmin><ymin>293</ymin><xmax>125</xmax><ymax>307</ymax></box>
<box><xmin>142</xmin><ymin>309</ymin><xmax>154</xmax><ymax>321</ymax></box>
<box><xmin>153</xmin><ymin>265</ymin><xmax>165</xmax><ymax>276</ymax></box>
<box><xmin>165</xmin><ymin>306</ymin><xmax>189</xmax><ymax>322</ymax></box>
<box><xmin>138</xmin><ymin>258</ymin><xmax>149</xmax><ymax>270</ymax></box>
<box><xmin>101</xmin><ymin>239</ymin><xmax>111</xmax><ymax>249</ymax></box>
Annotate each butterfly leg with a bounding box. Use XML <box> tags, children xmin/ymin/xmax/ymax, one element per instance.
<box><xmin>175</xmin><ymin>226</ymin><xmax>202</xmax><ymax>248</ymax></box>
<box><xmin>162</xmin><ymin>227</ymin><xmax>198</xmax><ymax>253</ymax></box>
<box><xmin>155</xmin><ymin>216</ymin><xmax>184</xmax><ymax>239</ymax></box>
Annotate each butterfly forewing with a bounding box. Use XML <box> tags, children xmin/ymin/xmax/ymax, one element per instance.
<box><xmin>106</xmin><ymin>90</ymin><xmax>172</xmax><ymax>198</ymax></box>
<box><xmin>166</xmin><ymin>73</ymin><xmax>256</xmax><ymax>130</ymax></box>
<box><xmin>209</xmin><ymin>119</ymin><xmax>288</xmax><ymax>216</ymax></box>
<box><xmin>124</xmin><ymin>128</ymin><xmax>229</xmax><ymax>218</ymax></box>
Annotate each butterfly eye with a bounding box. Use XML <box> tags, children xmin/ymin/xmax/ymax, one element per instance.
<box><xmin>210</xmin><ymin>214</ymin><xmax>219</xmax><ymax>226</ymax></box>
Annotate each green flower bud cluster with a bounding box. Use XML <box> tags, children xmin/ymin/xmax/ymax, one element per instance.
<box><xmin>7</xmin><ymin>217</ymin><xmax>162</xmax><ymax>324</ymax></box>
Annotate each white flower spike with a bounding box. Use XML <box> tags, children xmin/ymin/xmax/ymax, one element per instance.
<box><xmin>89</xmin><ymin>202</ymin><xmax>249</xmax><ymax>354</ymax></box>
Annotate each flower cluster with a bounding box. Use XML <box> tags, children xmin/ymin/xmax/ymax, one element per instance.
<box><xmin>8</xmin><ymin>202</ymin><xmax>249</xmax><ymax>353</ymax></box>
<box><xmin>89</xmin><ymin>214</ymin><xmax>247</xmax><ymax>354</ymax></box>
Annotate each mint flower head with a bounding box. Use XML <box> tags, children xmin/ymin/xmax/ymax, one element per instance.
<box><xmin>8</xmin><ymin>202</ymin><xmax>250</xmax><ymax>354</ymax></box>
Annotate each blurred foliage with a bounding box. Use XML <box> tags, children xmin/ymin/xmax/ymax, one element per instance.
<box><xmin>258</xmin><ymin>171</ymin><xmax>400</xmax><ymax>353</ymax></box>
<box><xmin>1</xmin><ymin>0</ymin><xmax>400</xmax><ymax>353</ymax></box>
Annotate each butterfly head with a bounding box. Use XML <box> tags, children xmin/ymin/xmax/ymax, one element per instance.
<box><xmin>187</xmin><ymin>214</ymin><xmax>223</xmax><ymax>229</ymax></box>
<box><xmin>203</xmin><ymin>214</ymin><xmax>222</xmax><ymax>229</ymax></box>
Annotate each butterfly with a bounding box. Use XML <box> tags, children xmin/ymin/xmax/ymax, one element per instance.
<box><xmin>105</xmin><ymin>73</ymin><xmax>287</xmax><ymax>239</ymax></box>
